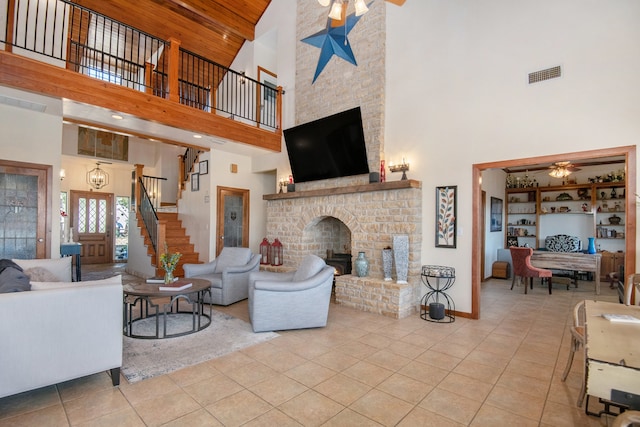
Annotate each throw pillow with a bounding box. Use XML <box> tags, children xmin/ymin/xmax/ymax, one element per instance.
<box><xmin>293</xmin><ymin>254</ymin><xmax>326</xmax><ymax>282</ymax></box>
<box><xmin>24</xmin><ymin>267</ymin><xmax>61</xmax><ymax>282</ymax></box>
<box><xmin>0</xmin><ymin>264</ymin><xmax>31</xmax><ymax>293</ymax></box>
<box><xmin>214</xmin><ymin>247</ymin><xmax>252</xmax><ymax>273</ymax></box>
<box><xmin>12</xmin><ymin>257</ymin><xmax>72</xmax><ymax>282</ymax></box>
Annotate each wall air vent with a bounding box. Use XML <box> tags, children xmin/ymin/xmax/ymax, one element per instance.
<box><xmin>0</xmin><ymin>95</ymin><xmax>47</xmax><ymax>112</ymax></box>
<box><xmin>528</xmin><ymin>66</ymin><xmax>561</xmax><ymax>84</ymax></box>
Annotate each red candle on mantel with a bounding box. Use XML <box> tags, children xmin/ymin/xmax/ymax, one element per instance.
<box><xmin>380</xmin><ymin>160</ymin><xmax>386</xmax><ymax>182</ymax></box>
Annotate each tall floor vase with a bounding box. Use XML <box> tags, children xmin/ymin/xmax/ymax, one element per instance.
<box><xmin>393</xmin><ymin>235</ymin><xmax>409</xmax><ymax>284</ymax></box>
<box><xmin>382</xmin><ymin>248</ymin><xmax>393</xmax><ymax>281</ymax></box>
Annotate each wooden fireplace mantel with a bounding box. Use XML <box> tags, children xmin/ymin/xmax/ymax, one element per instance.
<box><xmin>263</xmin><ymin>179</ymin><xmax>421</xmax><ymax>201</ymax></box>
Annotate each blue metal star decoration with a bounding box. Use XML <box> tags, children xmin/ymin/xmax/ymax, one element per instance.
<box><xmin>301</xmin><ymin>4</ymin><xmax>370</xmax><ymax>83</ymax></box>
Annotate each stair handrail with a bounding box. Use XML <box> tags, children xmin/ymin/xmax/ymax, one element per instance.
<box><xmin>141</xmin><ymin>174</ymin><xmax>168</xmax><ymax>210</ymax></box>
<box><xmin>134</xmin><ymin>165</ymin><xmax>166</xmax><ymax>265</ymax></box>
<box><xmin>179</xmin><ymin>147</ymin><xmax>202</xmax><ymax>193</ymax></box>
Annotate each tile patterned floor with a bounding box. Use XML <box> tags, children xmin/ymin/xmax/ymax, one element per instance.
<box><xmin>0</xmin><ymin>266</ymin><xmax>623</xmax><ymax>426</ymax></box>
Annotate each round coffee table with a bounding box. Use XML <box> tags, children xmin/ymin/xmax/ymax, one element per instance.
<box><xmin>123</xmin><ymin>278</ymin><xmax>212</xmax><ymax>339</ymax></box>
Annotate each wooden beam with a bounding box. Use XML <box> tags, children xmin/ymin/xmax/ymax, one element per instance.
<box><xmin>160</xmin><ymin>0</ymin><xmax>256</xmax><ymax>41</ymax></box>
<box><xmin>0</xmin><ymin>51</ymin><xmax>281</xmax><ymax>152</ymax></box>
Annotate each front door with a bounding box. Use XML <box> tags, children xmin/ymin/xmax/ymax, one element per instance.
<box><xmin>70</xmin><ymin>190</ymin><xmax>113</xmax><ymax>264</ymax></box>
<box><xmin>216</xmin><ymin>186</ymin><xmax>249</xmax><ymax>257</ymax></box>
<box><xmin>0</xmin><ymin>160</ymin><xmax>49</xmax><ymax>259</ymax></box>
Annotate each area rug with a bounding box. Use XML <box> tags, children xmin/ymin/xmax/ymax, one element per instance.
<box><xmin>122</xmin><ymin>310</ymin><xmax>278</xmax><ymax>383</ymax></box>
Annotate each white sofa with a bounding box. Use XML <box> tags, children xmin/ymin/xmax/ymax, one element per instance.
<box><xmin>0</xmin><ymin>258</ymin><xmax>123</xmax><ymax>398</ymax></box>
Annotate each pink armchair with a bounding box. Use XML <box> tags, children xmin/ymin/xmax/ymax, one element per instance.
<box><xmin>509</xmin><ymin>247</ymin><xmax>553</xmax><ymax>294</ymax></box>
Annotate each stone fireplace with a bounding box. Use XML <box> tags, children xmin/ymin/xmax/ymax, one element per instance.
<box><xmin>264</xmin><ymin>180</ymin><xmax>422</xmax><ymax>319</ymax></box>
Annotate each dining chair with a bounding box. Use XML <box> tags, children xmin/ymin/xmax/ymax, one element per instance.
<box><xmin>509</xmin><ymin>247</ymin><xmax>553</xmax><ymax>294</ymax></box>
<box><xmin>612</xmin><ymin>410</ymin><xmax>640</xmax><ymax>427</ymax></box>
<box><xmin>561</xmin><ymin>300</ymin><xmax>586</xmax><ymax>407</ymax></box>
<box><xmin>624</xmin><ymin>274</ymin><xmax>640</xmax><ymax>306</ymax></box>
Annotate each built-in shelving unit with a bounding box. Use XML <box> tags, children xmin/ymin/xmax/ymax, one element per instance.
<box><xmin>505</xmin><ymin>181</ymin><xmax>627</xmax><ymax>259</ymax></box>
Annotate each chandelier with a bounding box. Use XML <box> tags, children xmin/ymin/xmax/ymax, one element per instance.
<box><xmin>87</xmin><ymin>162</ymin><xmax>109</xmax><ymax>189</ymax></box>
<box><xmin>318</xmin><ymin>0</ymin><xmax>369</xmax><ymax>22</ymax></box>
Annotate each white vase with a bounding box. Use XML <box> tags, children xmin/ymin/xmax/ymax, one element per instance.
<box><xmin>393</xmin><ymin>235</ymin><xmax>409</xmax><ymax>284</ymax></box>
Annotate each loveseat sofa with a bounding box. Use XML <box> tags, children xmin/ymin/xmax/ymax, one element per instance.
<box><xmin>0</xmin><ymin>258</ymin><xmax>123</xmax><ymax>398</ymax></box>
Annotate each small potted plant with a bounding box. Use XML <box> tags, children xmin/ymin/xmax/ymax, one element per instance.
<box><xmin>160</xmin><ymin>242</ymin><xmax>182</xmax><ymax>284</ymax></box>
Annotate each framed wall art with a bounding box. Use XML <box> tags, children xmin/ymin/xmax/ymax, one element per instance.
<box><xmin>436</xmin><ymin>186</ymin><xmax>457</xmax><ymax>248</ymax></box>
<box><xmin>490</xmin><ymin>197</ymin><xmax>503</xmax><ymax>232</ymax></box>
<box><xmin>199</xmin><ymin>160</ymin><xmax>208</xmax><ymax>175</ymax></box>
<box><xmin>191</xmin><ymin>173</ymin><xmax>199</xmax><ymax>192</ymax></box>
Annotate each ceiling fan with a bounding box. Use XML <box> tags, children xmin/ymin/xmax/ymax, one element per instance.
<box><xmin>318</xmin><ymin>0</ymin><xmax>406</xmax><ymax>27</ymax></box>
<box><xmin>548</xmin><ymin>161</ymin><xmax>581</xmax><ymax>178</ymax></box>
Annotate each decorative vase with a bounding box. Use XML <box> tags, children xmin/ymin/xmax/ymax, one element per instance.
<box><xmin>382</xmin><ymin>248</ymin><xmax>393</xmax><ymax>281</ymax></box>
<box><xmin>393</xmin><ymin>235</ymin><xmax>409</xmax><ymax>284</ymax></box>
<box><xmin>164</xmin><ymin>270</ymin><xmax>174</xmax><ymax>284</ymax></box>
<box><xmin>354</xmin><ymin>252</ymin><xmax>369</xmax><ymax>277</ymax></box>
<box><xmin>587</xmin><ymin>237</ymin><xmax>597</xmax><ymax>254</ymax></box>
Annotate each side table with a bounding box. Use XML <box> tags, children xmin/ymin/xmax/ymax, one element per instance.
<box><xmin>60</xmin><ymin>243</ymin><xmax>82</xmax><ymax>281</ymax></box>
<box><xmin>420</xmin><ymin>265</ymin><xmax>455</xmax><ymax>323</ymax></box>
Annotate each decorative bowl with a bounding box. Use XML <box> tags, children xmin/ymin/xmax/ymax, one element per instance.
<box><xmin>556</xmin><ymin>193</ymin><xmax>574</xmax><ymax>201</ymax></box>
<box><xmin>608</xmin><ymin>215</ymin><xmax>621</xmax><ymax>225</ymax></box>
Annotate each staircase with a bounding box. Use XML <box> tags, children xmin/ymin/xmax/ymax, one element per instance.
<box><xmin>139</xmin><ymin>212</ymin><xmax>200</xmax><ymax>278</ymax></box>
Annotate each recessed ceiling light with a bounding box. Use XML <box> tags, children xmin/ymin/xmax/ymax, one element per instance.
<box><xmin>111</xmin><ymin>114</ymin><xmax>123</xmax><ymax>120</ymax></box>
<box><xmin>193</xmin><ymin>134</ymin><xmax>202</xmax><ymax>139</ymax></box>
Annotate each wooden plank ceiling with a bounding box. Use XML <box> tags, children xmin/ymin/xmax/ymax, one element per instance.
<box><xmin>71</xmin><ymin>0</ymin><xmax>272</xmax><ymax>68</ymax></box>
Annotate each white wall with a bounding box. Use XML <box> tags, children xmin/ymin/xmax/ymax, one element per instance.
<box><xmin>247</xmin><ymin>0</ymin><xmax>298</xmax><ymax>185</ymax></box>
<box><xmin>0</xmin><ymin>87</ymin><xmax>64</xmax><ymax>257</ymax></box>
<box><xmin>386</xmin><ymin>0</ymin><xmax>640</xmax><ymax>313</ymax></box>
<box><xmin>179</xmin><ymin>149</ymin><xmax>272</xmax><ymax>262</ymax></box>
<box><xmin>482</xmin><ymin>168</ymin><xmax>507</xmax><ymax>277</ymax></box>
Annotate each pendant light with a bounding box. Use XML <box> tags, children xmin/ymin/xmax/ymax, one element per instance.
<box><xmin>87</xmin><ymin>162</ymin><xmax>109</xmax><ymax>189</ymax></box>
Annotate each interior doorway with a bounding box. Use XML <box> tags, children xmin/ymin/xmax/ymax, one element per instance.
<box><xmin>472</xmin><ymin>146</ymin><xmax>637</xmax><ymax>319</ymax></box>
<box><xmin>215</xmin><ymin>186</ymin><xmax>250</xmax><ymax>257</ymax></box>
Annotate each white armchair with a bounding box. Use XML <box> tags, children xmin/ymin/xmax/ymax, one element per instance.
<box><xmin>248</xmin><ymin>254</ymin><xmax>334</xmax><ymax>332</ymax></box>
<box><xmin>183</xmin><ymin>247</ymin><xmax>260</xmax><ymax>306</ymax></box>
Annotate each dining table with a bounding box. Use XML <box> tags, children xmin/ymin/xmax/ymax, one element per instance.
<box><xmin>584</xmin><ymin>300</ymin><xmax>640</xmax><ymax>414</ymax></box>
<box><xmin>530</xmin><ymin>251</ymin><xmax>602</xmax><ymax>294</ymax></box>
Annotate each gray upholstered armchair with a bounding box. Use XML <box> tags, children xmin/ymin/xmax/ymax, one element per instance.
<box><xmin>248</xmin><ymin>254</ymin><xmax>334</xmax><ymax>332</ymax></box>
<box><xmin>183</xmin><ymin>247</ymin><xmax>260</xmax><ymax>306</ymax></box>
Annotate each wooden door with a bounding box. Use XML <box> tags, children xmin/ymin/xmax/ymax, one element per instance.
<box><xmin>70</xmin><ymin>190</ymin><xmax>114</xmax><ymax>264</ymax></box>
<box><xmin>215</xmin><ymin>186</ymin><xmax>249</xmax><ymax>257</ymax></box>
<box><xmin>0</xmin><ymin>160</ymin><xmax>49</xmax><ymax>259</ymax></box>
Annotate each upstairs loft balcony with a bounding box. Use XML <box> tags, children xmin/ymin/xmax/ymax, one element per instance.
<box><xmin>0</xmin><ymin>0</ymin><xmax>282</xmax><ymax>152</ymax></box>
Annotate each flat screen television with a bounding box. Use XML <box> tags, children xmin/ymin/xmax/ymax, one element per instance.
<box><xmin>283</xmin><ymin>107</ymin><xmax>369</xmax><ymax>183</ymax></box>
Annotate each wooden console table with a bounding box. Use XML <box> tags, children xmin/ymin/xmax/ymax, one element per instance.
<box><xmin>530</xmin><ymin>251</ymin><xmax>601</xmax><ymax>294</ymax></box>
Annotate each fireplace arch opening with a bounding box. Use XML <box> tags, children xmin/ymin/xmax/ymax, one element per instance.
<box><xmin>302</xmin><ymin>216</ymin><xmax>352</xmax><ymax>275</ymax></box>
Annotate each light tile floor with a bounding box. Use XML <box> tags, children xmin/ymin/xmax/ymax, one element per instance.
<box><xmin>0</xmin><ymin>266</ymin><xmax>623</xmax><ymax>426</ymax></box>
